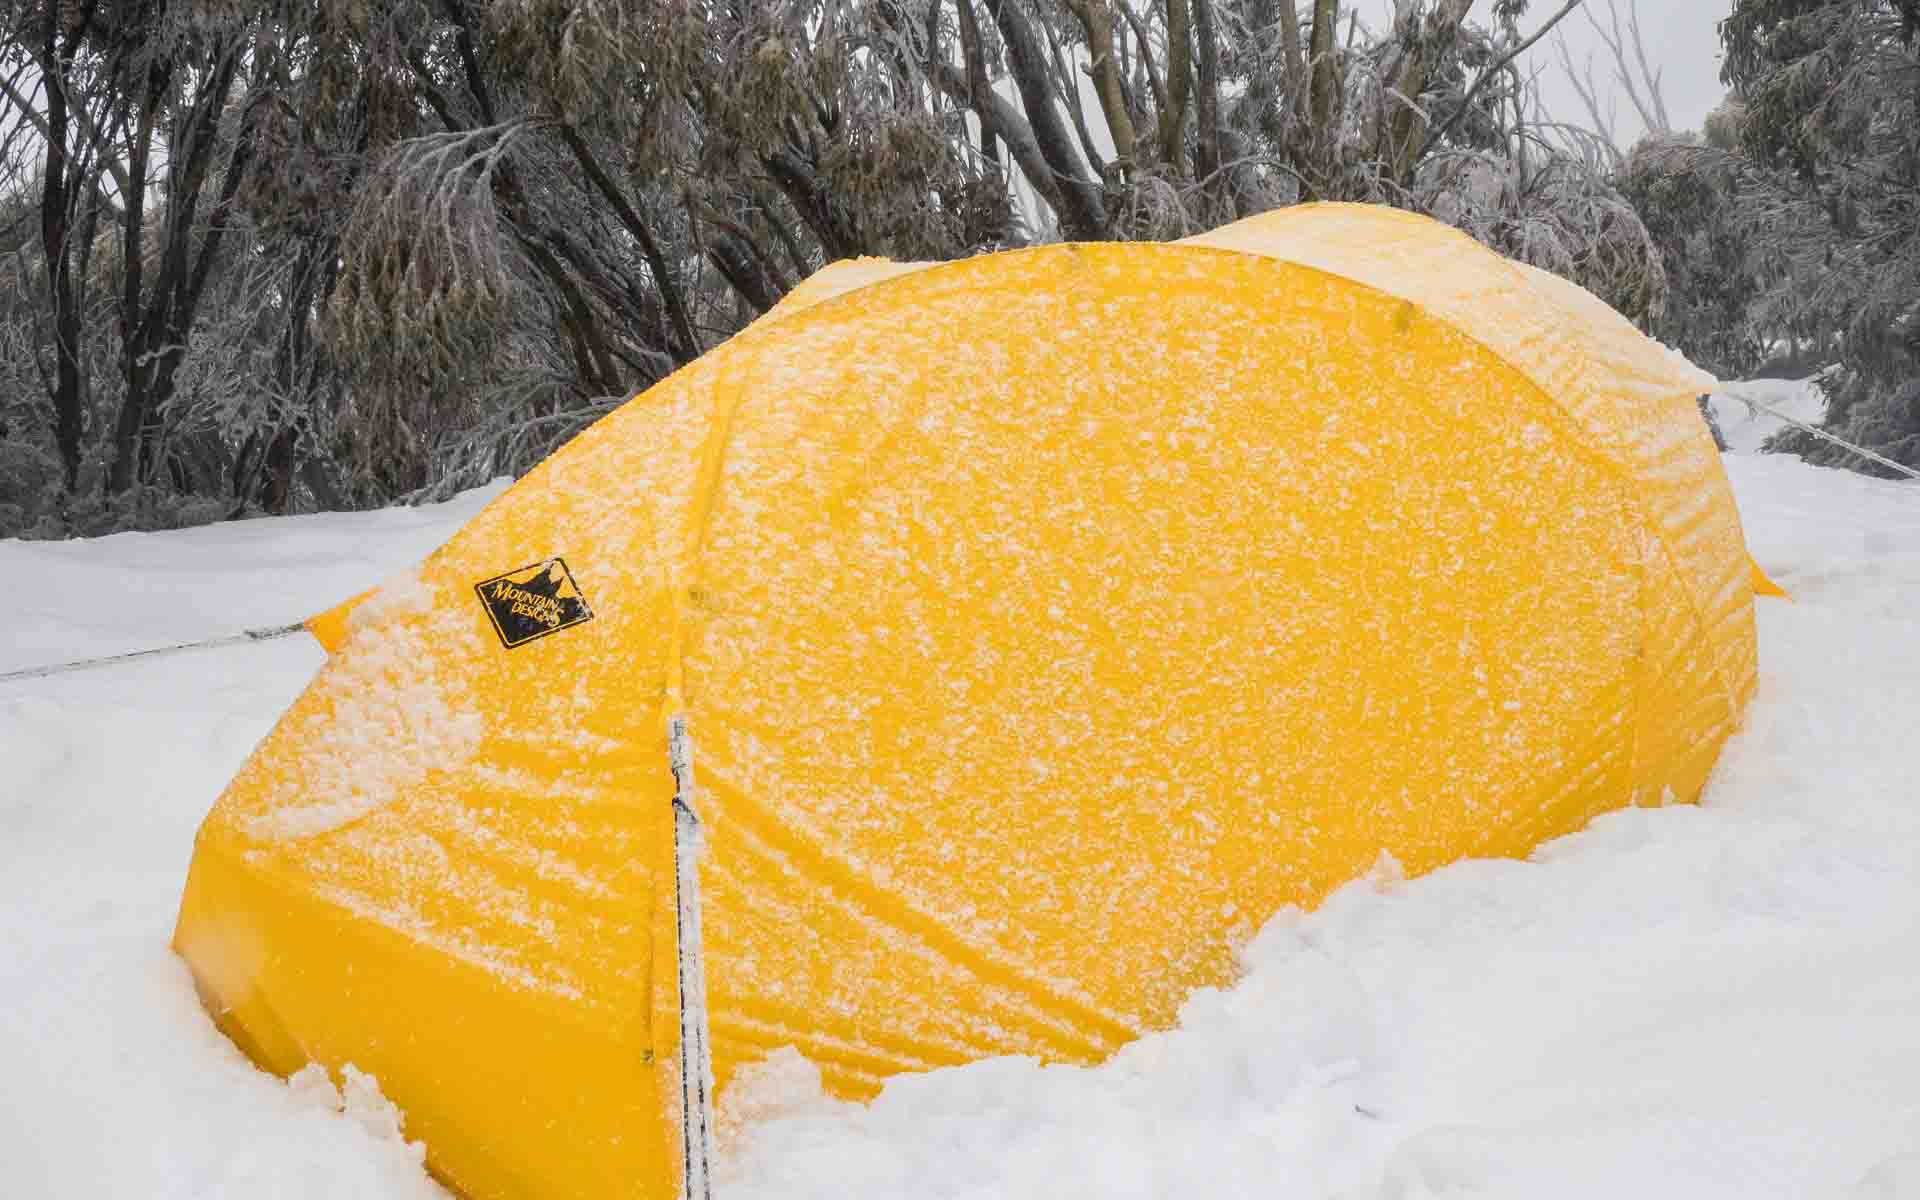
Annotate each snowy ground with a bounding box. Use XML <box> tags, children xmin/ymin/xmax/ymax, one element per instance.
<box><xmin>3</xmin><ymin>453</ymin><xmax>1917</xmax><ymax>1199</ymax></box>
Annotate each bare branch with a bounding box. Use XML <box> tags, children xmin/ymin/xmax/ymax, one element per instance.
<box><xmin>1420</xmin><ymin>0</ymin><xmax>1585</xmax><ymax>160</ymax></box>
<box><xmin>1582</xmin><ymin>0</ymin><xmax>1669</xmax><ymax>136</ymax></box>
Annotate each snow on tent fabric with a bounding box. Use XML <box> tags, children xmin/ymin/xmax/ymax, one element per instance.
<box><xmin>173</xmin><ymin>203</ymin><xmax>1763</xmax><ymax>1199</ymax></box>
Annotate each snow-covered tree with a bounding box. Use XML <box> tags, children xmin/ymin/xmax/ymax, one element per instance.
<box><xmin>0</xmin><ymin>0</ymin><xmax>1687</xmax><ymax>532</ymax></box>
<box><xmin>1714</xmin><ymin>0</ymin><xmax>1920</xmax><ymax>474</ymax></box>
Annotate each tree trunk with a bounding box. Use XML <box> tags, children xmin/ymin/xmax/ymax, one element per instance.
<box><xmin>954</xmin><ymin>0</ymin><xmax>1000</xmax><ymax>163</ymax></box>
<box><xmin>110</xmin><ymin>62</ymin><xmax>165</xmax><ymax>493</ymax></box>
<box><xmin>1276</xmin><ymin>0</ymin><xmax>1306</xmax><ymax>97</ymax></box>
<box><xmin>1381</xmin><ymin>0</ymin><xmax>1477</xmax><ymax>187</ymax></box>
<box><xmin>1161</xmin><ymin>0</ymin><xmax>1193</xmax><ymax>167</ymax></box>
<box><xmin>931</xmin><ymin>60</ymin><xmax>1079</xmax><ymax>230</ymax></box>
<box><xmin>250</xmin><ymin>240</ymin><xmax>332</xmax><ymax>515</ymax></box>
<box><xmin>258</xmin><ymin>423</ymin><xmax>298</xmax><ymax>514</ymax></box>
<box><xmin>555</xmin><ymin>123</ymin><xmax>700</xmax><ymax>366</ymax></box>
<box><xmin>1071</xmin><ymin>0</ymin><xmax>1137</xmax><ymax>176</ymax></box>
<box><xmin>1192</xmin><ymin>0</ymin><xmax>1223</xmax><ymax>202</ymax></box>
<box><xmin>765</xmin><ymin>144</ymin><xmax>865</xmax><ymax>261</ymax></box>
<box><xmin>1308</xmin><ymin>0</ymin><xmax>1339</xmax><ymax>132</ymax></box>
<box><xmin>510</xmin><ymin>225</ymin><xmax>625</xmax><ymax>394</ymax></box>
<box><xmin>983</xmin><ymin>0</ymin><xmax>1107</xmax><ymax>238</ymax></box>
<box><xmin>112</xmin><ymin>39</ymin><xmax>248</xmax><ymax>493</ymax></box>
<box><xmin>1041</xmin><ymin>12</ymin><xmax>1109</xmax><ymax>179</ymax></box>
<box><xmin>707</xmin><ymin>232</ymin><xmax>784</xmax><ymax>317</ymax></box>
<box><xmin>35</xmin><ymin>7</ymin><xmax>86</xmax><ymax>492</ymax></box>
<box><xmin>1118</xmin><ymin>4</ymin><xmax>1170</xmax><ymax>119</ymax></box>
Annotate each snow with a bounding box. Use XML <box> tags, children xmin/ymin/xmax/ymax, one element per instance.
<box><xmin>3</xmin><ymin>458</ymin><xmax>1918</xmax><ymax>1198</ymax></box>
<box><xmin>238</xmin><ymin>572</ymin><xmax>485</xmax><ymax>844</ymax></box>
<box><xmin>0</xmin><ymin>487</ymin><xmax>504</xmax><ymax>1200</ymax></box>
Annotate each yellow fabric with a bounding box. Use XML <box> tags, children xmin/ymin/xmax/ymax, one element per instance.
<box><xmin>761</xmin><ymin>255</ymin><xmax>936</xmax><ymax>322</ymax></box>
<box><xmin>174</xmin><ymin>203</ymin><xmax>1763</xmax><ymax>1199</ymax></box>
<box><xmin>302</xmin><ymin>589</ymin><xmax>372</xmax><ymax>654</ymax></box>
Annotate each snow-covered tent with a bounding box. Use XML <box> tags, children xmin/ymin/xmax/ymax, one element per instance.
<box><xmin>175</xmin><ymin>203</ymin><xmax>1766</xmax><ymax>1199</ymax></box>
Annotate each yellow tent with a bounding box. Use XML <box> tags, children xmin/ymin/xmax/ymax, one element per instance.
<box><xmin>174</xmin><ymin>203</ymin><xmax>1763</xmax><ymax>1199</ymax></box>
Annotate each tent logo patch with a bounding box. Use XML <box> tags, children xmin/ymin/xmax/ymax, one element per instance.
<box><xmin>474</xmin><ymin>558</ymin><xmax>593</xmax><ymax>649</ymax></box>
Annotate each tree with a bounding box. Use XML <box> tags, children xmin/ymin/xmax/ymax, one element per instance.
<box><xmin>0</xmin><ymin>0</ymin><xmax>1684</xmax><ymax>535</ymax></box>
<box><xmin>1714</xmin><ymin>0</ymin><xmax>1920</xmax><ymax>474</ymax></box>
<box><xmin>0</xmin><ymin>0</ymin><xmax>293</xmax><ymax>526</ymax></box>
<box><xmin>1553</xmin><ymin>0</ymin><xmax>1672</xmax><ymax>159</ymax></box>
<box><xmin>1615</xmin><ymin>129</ymin><xmax>1769</xmax><ymax>381</ymax></box>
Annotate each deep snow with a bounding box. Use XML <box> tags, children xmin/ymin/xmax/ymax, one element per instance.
<box><xmin>3</xmin><ymin>447</ymin><xmax>1917</xmax><ymax>1199</ymax></box>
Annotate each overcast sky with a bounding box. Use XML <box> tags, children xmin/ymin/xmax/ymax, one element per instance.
<box><xmin>1357</xmin><ymin>0</ymin><xmax>1733</xmax><ymax>144</ymax></box>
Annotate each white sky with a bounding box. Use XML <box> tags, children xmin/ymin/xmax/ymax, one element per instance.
<box><xmin>1357</xmin><ymin>0</ymin><xmax>1733</xmax><ymax>144</ymax></box>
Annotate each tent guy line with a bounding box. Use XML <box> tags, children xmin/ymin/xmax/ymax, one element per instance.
<box><xmin>4</xmin><ymin>383</ymin><xmax>1901</xmax><ymax>692</ymax></box>
<box><xmin>1715</xmin><ymin>383</ymin><xmax>1920</xmax><ymax>483</ymax></box>
<box><xmin>0</xmin><ymin>621</ymin><xmax>308</xmax><ymax>685</ymax></box>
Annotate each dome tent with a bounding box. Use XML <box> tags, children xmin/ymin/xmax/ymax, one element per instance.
<box><xmin>174</xmin><ymin>203</ymin><xmax>1763</xmax><ymax>1199</ymax></box>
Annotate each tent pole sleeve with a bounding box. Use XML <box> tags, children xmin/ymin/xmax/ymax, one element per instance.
<box><xmin>668</xmin><ymin>713</ymin><xmax>715</xmax><ymax>1200</ymax></box>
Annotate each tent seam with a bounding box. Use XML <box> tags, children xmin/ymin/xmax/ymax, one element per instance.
<box><xmin>659</xmin><ymin>333</ymin><xmax>1144</xmax><ymax>1060</ymax></box>
<box><xmin>665</xmin><ymin>353</ymin><xmax>753</xmax><ymax>716</ymax></box>
<box><xmin>1490</xmin><ymin>254</ymin><xmax>1746</xmax><ymax>727</ymax></box>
